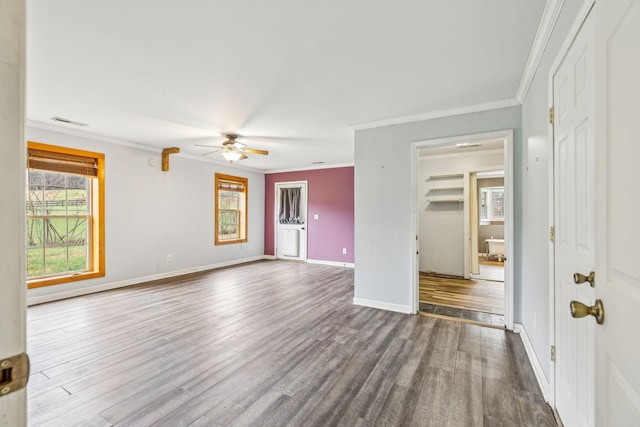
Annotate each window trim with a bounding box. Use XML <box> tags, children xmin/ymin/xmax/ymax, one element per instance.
<box><xmin>480</xmin><ymin>186</ymin><xmax>505</xmax><ymax>224</ymax></box>
<box><xmin>215</xmin><ymin>173</ymin><xmax>248</xmax><ymax>245</ymax></box>
<box><xmin>27</xmin><ymin>141</ymin><xmax>105</xmax><ymax>288</ymax></box>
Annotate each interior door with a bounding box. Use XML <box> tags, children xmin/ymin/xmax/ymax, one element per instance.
<box><xmin>275</xmin><ymin>181</ymin><xmax>308</xmax><ymax>261</ymax></box>
<box><xmin>553</xmin><ymin>10</ymin><xmax>596</xmax><ymax>427</ymax></box>
<box><xmin>594</xmin><ymin>0</ymin><xmax>640</xmax><ymax>424</ymax></box>
<box><xmin>0</xmin><ymin>0</ymin><xmax>27</xmax><ymax>424</ymax></box>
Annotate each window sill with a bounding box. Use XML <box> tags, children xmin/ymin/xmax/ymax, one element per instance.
<box><xmin>215</xmin><ymin>238</ymin><xmax>248</xmax><ymax>246</ymax></box>
<box><xmin>27</xmin><ymin>270</ymin><xmax>105</xmax><ymax>289</ymax></box>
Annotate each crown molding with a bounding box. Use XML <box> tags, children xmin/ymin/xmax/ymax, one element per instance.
<box><xmin>265</xmin><ymin>162</ymin><xmax>354</xmax><ymax>174</ymax></box>
<box><xmin>516</xmin><ymin>0</ymin><xmax>565</xmax><ymax>102</ymax></box>
<box><xmin>351</xmin><ymin>98</ymin><xmax>520</xmax><ymax>131</ymax></box>
<box><xmin>27</xmin><ymin>120</ymin><xmax>163</xmax><ymax>153</ymax></box>
<box><xmin>27</xmin><ymin>120</ymin><xmax>264</xmax><ymax>173</ymax></box>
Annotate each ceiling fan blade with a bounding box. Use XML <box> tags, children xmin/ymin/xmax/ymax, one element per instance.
<box><xmin>195</xmin><ymin>144</ymin><xmax>219</xmax><ymax>148</ymax></box>
<box><xmin>201</xmin><ymin>149</ymin><xmax>223</xmax><ymax>156</ymax></box>
<box><xmin>241</xmin><ymin>148</ymin><xmax>269</xmax><ymax>155</ymax></box>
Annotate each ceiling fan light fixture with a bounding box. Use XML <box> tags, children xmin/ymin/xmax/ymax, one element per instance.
<box><xmin>221</xmin><ymin>150</ymin><xmax>245</xmax><ymax>162</ymax></box>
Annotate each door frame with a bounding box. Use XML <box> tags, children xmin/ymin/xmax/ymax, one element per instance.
<box><xmin>546</xmin><ymin>0</ymin><xmax>596</xmax><ymax>408</ymax></box>
<box><xmin>274</xmin><ymin>180</ymin><xmax>309</xmax><ymax>261</ymax></box>
<box><xmin>411</xmin><ymin>129</ymin><xmax>514</xmax><ymax>330</ymax></box>
<box><xmin>0</xmin><ymin>0</ymin><xmax>27</xmax><ymax>423</ymax></box>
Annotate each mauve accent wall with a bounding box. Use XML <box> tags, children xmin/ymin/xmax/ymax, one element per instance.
<box><xmin>265</xmin><ymin>167</ymin><xmax>354</xmax><ymax>264</ymax></box>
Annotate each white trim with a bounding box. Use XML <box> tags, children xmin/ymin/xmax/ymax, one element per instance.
<box><xmin>27</xmin><ymin>255</ymin><xmax>270</xmax><ymax>306</ymax></box>
<box><xmin>516</xmin><ymin>0</ymin><xmax>566</xmax><ymax>102</ymax></box>
<box><xmin>548</xmin><ymin>0</ymin><xmax>595</xmax><ymax>75</ymax></box>
<box><xmin>306</xmin><ymin>259</ymin><xmax>354</xmax><ymax>268</ymax></box>
<box><xmin>352</xmin><ymin>298</ymin><xmax>412</xmax><ymax>314</ymax></box>
<box><xmin>411</xmin><ymin>129</ymin><xmax>514</xmax><ymax>330</ymax></box>
<box><xmin>265</xmin><ymin>163</ymin><xmax>354</xmax><ymax>174</ymax></box>
<box><xmin>515</xmin><ymin>323</ymin><xmax>552</xmax><ymax>402</ymax></box>
<box><xmin>28</xmin><ymin>120</ymin><xmax>163</xmax><ymax>153</ymax></box>
<box><xmin>263</xmin><ymin>254</ymin><xmax>276</xmax><ymax>260</ymax></box>
<box><xmin>545</xmin><ymin>0</ymin><xmax>595</xmax><ymax>407</ymax></box>
<box><xmin>351</xmin><ymin>98</ymin><xmax>520</xmax><ymax>131</ymax></box>
<box><xmin>27</xmin><ymin>121</ymin><xmax>265</xmax><ymax>173</ymax></box>
<box><xmin>419</xmin><ymin>148</ymin><xmax>504</xmax><ymax>161</ymax></box>
<box><xmin>274</xmin><ymin>181</ymin><xmax>309</xmax><ymax>261</ymax></box>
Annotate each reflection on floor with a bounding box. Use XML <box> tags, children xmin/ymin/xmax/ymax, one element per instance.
<box><xmin>419</xmin><ymin>260</ymin><xmax>505</xmax><ymax>326</ymax></box>
<box><xmin>471</xmin><ymin>261</ymin><xmax>505</xmax><ymax>282</ymax></box>
<box><xmin>419</xmin><ymin>303</ymin><xmax>505</xmax><ymax>327</ymax></box>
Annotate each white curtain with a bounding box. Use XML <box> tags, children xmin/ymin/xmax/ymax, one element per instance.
<box><xmin>279</xmin><ymin>187</ymin><xmax>303</xmax><ymax>224</ymax></box>
<box><xmin>469</xmin><ymin>173</ymin><xmax>480</xmax><ymax>275</ymax></box>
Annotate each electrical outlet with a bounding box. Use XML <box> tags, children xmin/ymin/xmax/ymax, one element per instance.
<box><xmin>167</xmin><ymin>254</ymin><xmax>172</xmax><ymax>262</ymax></box>
<box><xmin>313</xmin><ymin>214</ymin><xmax>319</xmax><ymax>220</ymax></box>
<box><xmin>342</xmin><ymin>248</ymin><xmax>347</xmax><ymax>255</ymax></box>
<box><xmin>148</xmin><ymin>158</ymin><xmax>157</xmax><ymax>167</ymax></box>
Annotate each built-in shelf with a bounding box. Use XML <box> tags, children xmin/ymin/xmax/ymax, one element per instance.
<box><xmin>426</xmin><ymin>173</ymin><xmax>464</xmax><ymax>204</ymax></box>
<box><xmin>425</xmin><ymin>195</ymin><xmax>464</xmax><ymax>202</ymax></box>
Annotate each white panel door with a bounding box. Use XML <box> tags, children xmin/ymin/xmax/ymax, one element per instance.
<box><xmin>0</xmin><ymin>0</ymin><xmax>27</xmax><ymax>424</ymax></box>
<box><xmin>275</xmin><ymin>181</ymin><xmax>308</xmax><ymax>261</ymax></box>
<box><xmin>553</xmin><ymin>10</ymin><xmax>596</xmax><ymax>427</ymax></box>
<box><xmin>594</xmin><ymin>0</ymin><xmax>640</xmax><ymax>424</ymax></box>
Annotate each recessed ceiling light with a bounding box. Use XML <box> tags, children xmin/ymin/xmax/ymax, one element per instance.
<box><xmin>311</xmin><ymin>161</ymin><xmax>325</xmax><ymax>165</ymax></box>
<box><xmin>51</xmin><ymin>117</ymin><xmax>88</xmax><ymax>127</ymax></box>
<box><xmin>456</xmin><ymin>143</ymin><xmax>481</xmax><ymax>148</ymax></box>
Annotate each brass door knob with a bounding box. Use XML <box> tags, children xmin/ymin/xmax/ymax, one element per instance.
<box><xmin>573</xmin><ymin>271</ymin><xmax>595</xmax><ymax>287</ymax></box>
<box><xmin>570</xmin><ymin>299</ymin><xmax>605</xmax><ymax>325</ymax></box>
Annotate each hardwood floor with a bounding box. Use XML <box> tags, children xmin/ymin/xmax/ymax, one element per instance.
<box><xmin>26</xmin><ymin>261</ymin><xmax>554</xmax><ymax>426</ymax></box>
<box><xmin>419</xmin><ymin>272</ymin><xmax>505</xmax><ymax>316</ymax></box>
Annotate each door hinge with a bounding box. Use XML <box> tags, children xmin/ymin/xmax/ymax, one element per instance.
<box><xmin>551</xmin><ymin>345</ymin><xmax>556</xmax><ymax>362</ymax></box>
<box><xmin>0</xmin><ymin>352</ymin><xmax>30</xmax><ymax>397</ymax></box>
<box><xmin>549</xmin><ymin>107</ymin><xmax>554</xmax><ymax>125</ymax></box>
<box><xmin>550</xmin><ymin>226</ymin><xmax>555</xmax><ymax>243</ymax></box>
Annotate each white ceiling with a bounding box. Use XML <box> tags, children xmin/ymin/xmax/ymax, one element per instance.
<box><xmin>26</xmin><ymin>1</ymin><xmax>546</xmax><ymax>172</ymax></box>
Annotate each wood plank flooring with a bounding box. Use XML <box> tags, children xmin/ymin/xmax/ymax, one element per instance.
<box><xmin>419</xmin><ymin>273</ymin><xmax>505</xmax><ymax>315</ymax></box>
<box><xmin>26</xmin><ymin>260</ymin><xmax>554</xmax><ymax>426</ymax></box>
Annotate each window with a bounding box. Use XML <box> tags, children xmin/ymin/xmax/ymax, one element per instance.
<box><xmin>480</xmin><ymin>187</ymin><xmax>505</xmax><ymax>223</ymax></box>
<box><xmin>26</xmin><ymin>142</ymin><xmax>105</xmax><ymax>288</ymax></box>
<box><xmin>215</xmin><ymin>173</ymin><xmax>248</xmax><ymax>245</ymax></box>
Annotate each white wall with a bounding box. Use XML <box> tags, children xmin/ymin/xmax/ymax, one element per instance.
<box><xmin>354</xmin><ymin>106</ymin><xmax>522</xmax><ymax>314</ymax></box>
<box><xmin>27</xmin><ymin>127</ymin><xmax>265</xmax><ymax>301</ymax></box>
<box><xmin>419</xmin><ymin>152</ymin><xmax>503</xmax><ymax>276</ymax></box>
<box><xmin>520</xmin><ymin>0</ymin><xmax>586</xmax><ymax>382</ymax></box>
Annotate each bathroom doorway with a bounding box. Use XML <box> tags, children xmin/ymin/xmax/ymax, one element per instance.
<box><xmin>412</xmin><ymin>130</ymin><xmax>513</xmax><ymax>328</ymax></box>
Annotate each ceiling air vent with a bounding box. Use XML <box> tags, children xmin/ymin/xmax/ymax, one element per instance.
<box><xmin>51</xmin><ymin>117</ymin><xmax>88</xmax><ymax>127</ymax></box>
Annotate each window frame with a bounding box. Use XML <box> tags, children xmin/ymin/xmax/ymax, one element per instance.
<box><xmin>480</xmin><ymin>186</ymin><xmax>505</xmax><ymax>224</ymax></box>
<box><xmin>214</xmin><ymin>173</ymin><xmax>248</xmax><ymax>245</ymax></box>
<box><xmin>27</xmin><ymin>141</ymin><xmax>105</xmax><ymax>288</ymax></box>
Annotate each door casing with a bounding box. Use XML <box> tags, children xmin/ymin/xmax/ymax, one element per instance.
<box><xmin>546</xmin><ymin>0</ymin><xmax>596</xmax><ymax>408</ymax></box>
<box><xmin>274</xmin><ymin>181</ymin><xmax>308</xmax><ymax>261</ymax></box>
<box><xmin>411</xmin><ymin>129</ymin><xmax>514</xmax><ymax>330</ymax></box>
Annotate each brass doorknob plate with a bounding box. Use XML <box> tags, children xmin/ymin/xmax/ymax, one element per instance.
<box><xmin>574</xmin><ymin>271</ymin><xmax>595</xmax><ymax>287</ymax></box>
<box><xmin>570</xmin><ymin>299</ymin><xmax>605</xmax><ymax>325</ymax></box>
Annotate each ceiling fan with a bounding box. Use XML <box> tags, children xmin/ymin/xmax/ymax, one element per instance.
<box><xmin>197</xmin><ymin>134</ymin><xmax>269</xmax><ymax>163</ymax></box>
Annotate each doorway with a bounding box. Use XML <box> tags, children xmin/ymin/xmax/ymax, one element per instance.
<box><xmin>411</xmin><ymin>130</ymin><xmax>514</xmax><ymax>329</ymax></box>
<box><xmin>274</xmin><ymin>181</ymin><xmax>308</xmax><ymax>261</ymax></box>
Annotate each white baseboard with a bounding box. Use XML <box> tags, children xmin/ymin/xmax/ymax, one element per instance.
<box><xmin>263</xmin><ymin>255</ymin><xmax>276</xmax><ymax>260</ymax></box>
<box><xmin>514</xmin><ymin>323</ymin><xmax>551</xmax><ymax>402</ymax></box>
<box><xmin>306</xmin><ymin>259</ymin><xmax>354</xmax><ymax>268</ymax></box>
<box><xmin>352</xmin><ymin>297</ymin><xmax>412</xmax><ymax>314</ymax></box>
<box><xmin>27</xmin><ymin>255</ymin><xmax>271</xmax><ymax>306</ymax></box>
